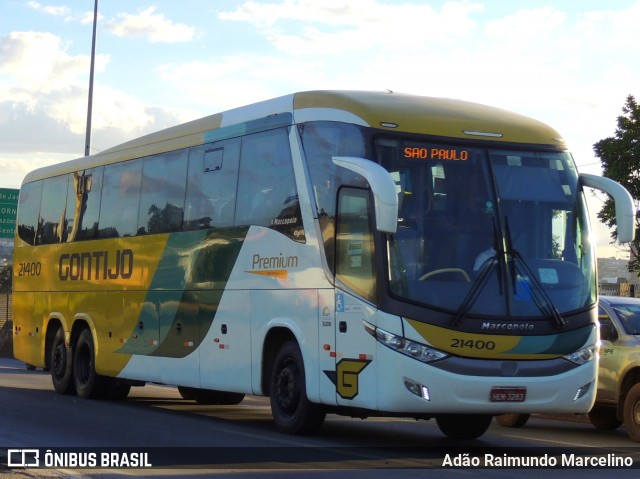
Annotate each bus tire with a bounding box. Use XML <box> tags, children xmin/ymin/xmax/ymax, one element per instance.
<box><xmin>50</xmin><ymin>326</ymin><xmax>75</xmax><ymax>395</ymax></box>
<box><xmin>588</xmin><ymin>406</ymin><xmax>621</xmax><ymax>430</ymax></box>
<box><xmin>436</xmin><ymin>414</ymin><xmax>492</xmax><ymax>439</ymax></box>
<box><xmin>495</xmin><ymin>413</ymin><xmax>530</xmax><ymax>428</ymax></box>
<box><xmin>73</xmin><ymin>328</ymin><xmax>109</xmax><ymax>399</ymax></box>
<box><xmin>270</xmin><ymin>341</ymin><xmax>325</xmax><ymax>435</ymax></box>
<box><xmin>623</xmin><ymin>383</ymin><xmax>640</xmax><ymax>441</ymax></box>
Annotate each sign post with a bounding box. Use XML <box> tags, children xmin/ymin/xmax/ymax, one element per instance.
<box><xmin>0</xmin><ymin>188</ymin><xmax>19</xmax><ymax>239</ymax></box>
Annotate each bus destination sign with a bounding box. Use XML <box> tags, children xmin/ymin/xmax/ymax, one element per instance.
<box><xmin>404</xmin><ymin>146</ymin><xmax>469</xmax><ymax>161</ymax></box>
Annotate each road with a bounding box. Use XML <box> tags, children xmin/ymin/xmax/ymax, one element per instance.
<box><xmin>0</xmin><ymin>357</ymin><xmax>639</xmax><ymax>479</ymax></box>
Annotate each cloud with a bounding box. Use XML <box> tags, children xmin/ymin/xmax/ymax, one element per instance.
<box><xmin>156</xmin><ymin>55</ymin><xmax>329</xmax><ymax>111</ymax></box>
<box><xmin>105</xmin><ymin>7</ymin><xmax>196</xmax><ymax>43</ymax></box>
<box><xmin>0</xmin><ymin>30</ymin><xmax>186</xmax><ymax>162</ymax></box>
<box><xmin>219</xmin><ymin>0</ymin><xmax>484</xmax><ymax>54</ymax></box>
<box><xmin>26</xmin><ymin>1</ymin><xmax>70</xmax><ymax>17</ymax></box>
<box><xmin>0</xmin><ymin>31</ymin><xmax>102</xmax><ymax>94</ymax></box>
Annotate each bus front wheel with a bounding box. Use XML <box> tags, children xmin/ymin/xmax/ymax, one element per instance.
<box><xmin>436</xmin><ymin>414</ymin><xmax>492</xmax><ymax>439</ymax></box>
<box><xmin>270</xmin><ymin>341</ymin><xmax>325</xmax><ymax>435</ymax></box>
<box><xmin>588</xmin><ymin>406</ymin><xmax>622</xmax><ymax>430</ymax></box>
<box><xmin>51</xmin><ymin>326</ymin><xmax>74</xmax><ymax>395</ymax></box>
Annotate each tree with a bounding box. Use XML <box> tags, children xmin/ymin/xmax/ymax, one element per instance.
<box><xmin>0</xmin><ymin>264</ymin><xmax>11</xmax><ymax>293</ymax></box>
<box><xmin>593</xmin><ymin>95</ymin><xmax>640</xmax><ymax>271</ymax></box>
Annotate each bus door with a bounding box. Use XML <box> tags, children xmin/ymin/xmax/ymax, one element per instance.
<box><xmin>332</xmin><ymin>187</ymin><xmax>378</xmax><ymax>408</ymax></box>
<box><xmin>334</xmin><ymin>290</ymin><xmax>377</xmax><ymax>407</ymax></box>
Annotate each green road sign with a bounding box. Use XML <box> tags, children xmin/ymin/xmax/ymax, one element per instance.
<box><xmin>0</xmin><ymin>188</ymin><xmax>19</xmax><ymax>239</ymax></box>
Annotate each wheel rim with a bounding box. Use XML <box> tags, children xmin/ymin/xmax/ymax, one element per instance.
<box><xmin>276</xmin><ymin>360</ymin><xmax>300</xmax><ymax>415</ymax></box>
<box><xmin>52</xmin><ymin>343</ymin><xmax>66</xmax><ymax>379</ymax></box>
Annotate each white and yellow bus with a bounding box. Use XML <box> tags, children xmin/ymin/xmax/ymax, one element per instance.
<box><xmin>13</xmin><ymin>91</ymin><xmax>635</xmax><ymax>439</ymax></box>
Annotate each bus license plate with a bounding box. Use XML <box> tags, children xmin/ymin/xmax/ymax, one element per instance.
<box><xmin>490</xmin><ymin>387</ymin><xmax>526</xmax><ymax>402</ymax></box>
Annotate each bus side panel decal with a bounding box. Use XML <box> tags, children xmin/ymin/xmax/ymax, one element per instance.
<box><xmin>117</xmin><ymin>227</ymin><xmax>249</xmax><ymax>358</ymax></box>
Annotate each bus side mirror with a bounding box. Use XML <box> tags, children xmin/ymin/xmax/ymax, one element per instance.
<box><xmin>332</xmin><ymin>156</ymin><xmax>398</xmax><ymax>234</ymax></box>
<box><xmin>580</xmin><ymin>173</ymin><xmax>636</xmax><ymax>244</ymax></box>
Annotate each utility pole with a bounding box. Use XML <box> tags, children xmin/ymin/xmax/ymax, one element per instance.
<box><xmin>84</xmin><ymin>0</ymin><xmax>98</xmax><ymax>157</ymax></box>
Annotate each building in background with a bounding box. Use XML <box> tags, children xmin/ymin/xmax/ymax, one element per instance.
<box><xmin>598</xmin><ymin>256</ymin><xmax>640</xmax><ymax>297</ymax></box>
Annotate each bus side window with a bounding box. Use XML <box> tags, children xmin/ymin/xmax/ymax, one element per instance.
<box><xmin>184</xmin><ymin>138</ymin><xmax>240</xmax><ymax>230</ymax></box>
<box><xmin>39</xmin><ymin>174</ymin><xmax>70</xmax><ymax>245</ymax></box>
<box><xmin>138</xmin><ymin>150</ymin><xmax>187</xmax><ymax>235</ymax></box>
<box><xmin>235</xmin><ymin>128</ymin><xmax>303</xmax><ymax>241</ymax></box>
<box><xmin>335</xmin><ymin>188</ymin><xmax>376</xmax><ymax>303</ymax></box>
<box><xmin>67</xmin><ymin>167</ymin><xmax>103</xmax><ymax>242</ymax></box>
<box><xmin>98</xmin><ymin>161</ymin><xmax>142</xmax><ymax>238</ymax></box>
<box><xmin>16</xmin><ymin>180</ymin><xmax>43</xmax><ymax>246</ymax></box>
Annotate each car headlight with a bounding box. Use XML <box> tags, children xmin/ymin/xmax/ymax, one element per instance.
<box><xmin>363</xmin><ymin>321</ymin><xmax>448</xmax><ymax>363</ymax></box>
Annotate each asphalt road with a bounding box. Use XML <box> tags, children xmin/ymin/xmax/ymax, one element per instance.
<box><xmin>1</xmin><ymin>357</ymin><xmax>639</xmax><ymax>479</ymax></box>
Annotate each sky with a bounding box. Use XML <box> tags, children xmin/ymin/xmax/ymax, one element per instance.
<box><xmin>1</xmin><ymin>0</ymin><xmax>639</xmax><ymax>258</ymax></box>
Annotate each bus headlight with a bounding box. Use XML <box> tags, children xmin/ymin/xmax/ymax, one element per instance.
<box><xmin>564</xmin><ymin>344</ymin><xmax>598</xmax><ymax>365</ymax></box>
<box><xmin>363</xmin><ymin>321</ymin><xmax>448</xmax><ymax>363</ymax></box>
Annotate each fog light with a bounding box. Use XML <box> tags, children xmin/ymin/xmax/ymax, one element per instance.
<box><xmin>404</xmin><ymin>378</ymin><xmax>430</xmax><ymax>401</ymax></box>
<box><xmin>573</xmin><ymin>381</ymin><xmax>593</xmax><ymax>401</ymax></box>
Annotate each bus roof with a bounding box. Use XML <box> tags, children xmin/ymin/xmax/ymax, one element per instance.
<box><xmin>22</xmin><ymin>90</ymin><xmax>565</xmax><ymax>185</ymax></box>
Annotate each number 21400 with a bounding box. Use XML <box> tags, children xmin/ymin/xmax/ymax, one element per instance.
<box><xmin>450</xmin><ymin>338</ymin><xmax>496</xmax><ymax>350</ymax></box>
<box><xmin>17</xmin><ymin>261</ymin><xmax>42</xmax><ymax>277</ymax></box>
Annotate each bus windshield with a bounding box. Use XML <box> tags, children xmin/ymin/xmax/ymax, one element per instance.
<box><xmin>378</xmin><ymin>139</ymin><xmax>595</xmax><ymax>318</ymax></box>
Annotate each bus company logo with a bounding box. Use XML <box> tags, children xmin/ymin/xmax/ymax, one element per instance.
<box><xmin>481</xmin><ymin>321</ymin><xmax>535</xmax><ymax>331</ymax></box>
<box><xmin>7</xmin><ymin>449</ymin><xmax>40</xmax><ymax>467</ymax></box>
<box><xmin>324</xmin><ymin>358</ymin><xmax>372</xmax><ymax>400</ymax></box>
<box><xmin>58</xmin><ymin>249</ymin><xmax>134</xmax><ymax>281</ymax></box>
<box><xmin>246</xmin><ymin>252</ymin><xmax>299</xmax><ymax>279</ymax></box>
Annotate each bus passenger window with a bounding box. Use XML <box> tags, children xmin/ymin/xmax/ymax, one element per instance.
<box><xmin>39</xmin><ymin>175</ymin><xmax>70</xmax><ymax>245</ymax></box>
<box><xmin>16</xmin><ymin>180</ymin><xmax>42</xmax><ymax>246</ymax></box>
<box><xmin>184</xmin><ymin>139</ymin><xmax>240</xmax><ymax>230</ymax></box>
<box><xmin>235</xmin><ymin>128</ymin><xmax>304</xmax><ymax>242</ymax></box>
<box><xmin>98</xmin><ymin>161</ymin><xmax>142</xmax><ymax>238</ymax></box>
<box><xmin>138</xmin><ymin>150</ymin><xmax>187</xmax><ymax>235</ymax></box>
<box><xmin>67</xmin><ymin>168</ymin><xmax>103</xmax><ymax>242</ymax></box>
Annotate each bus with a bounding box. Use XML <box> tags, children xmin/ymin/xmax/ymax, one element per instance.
<box><xmin>13</xmin><ymin>90</ymin><xmax>635</xmax><ymax>439</ymax></box>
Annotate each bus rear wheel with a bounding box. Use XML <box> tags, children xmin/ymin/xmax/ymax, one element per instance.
<box><xmin>74</xmin><ymin>328</ymin><xmax>110</xmax><ymax>399</ymax></box>
<box><xmin>50</xmin><ymin>326</ymin><xmax>74</xmax><ymax>395</ymax></box>
<box><xmin>270</xmin><ymin>341</ymin><xmax>325</xmax><ymax>435</ymax></box>
<box><xmin>436</xmin><ymin>414</ymin><xmax>492</xmax><ymax>439</ymax></box>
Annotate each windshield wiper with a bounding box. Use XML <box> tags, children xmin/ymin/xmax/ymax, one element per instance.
<box><xmin>450</xmin><ymin>220</ymin><xmax>504</xmax><ymax>327</ymax></box>
<box><xmin>450</xmin><ymin>218</ymin><xmax>567</xmax><ymax>330</ymax></box>
<box><xmin>504</xmin><ymin>218</ymin><xmax>566</xmax><ymax>330</ymax></box>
